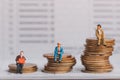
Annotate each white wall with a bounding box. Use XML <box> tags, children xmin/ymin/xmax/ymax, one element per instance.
<box><xmin>0</xmin><ymin>0</ymin><xmax>119</xmax><ymax>62</ymax></box>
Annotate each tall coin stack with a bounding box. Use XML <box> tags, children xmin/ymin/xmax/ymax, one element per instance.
<box><xmin>81</xmin><ymin>38</ymin><xmax>115</xmax><ymax>73</ymax></box>
<box><xmin>43</xmin><ymin>54</ymin><xmax>76</xmax><ymax>73</ymax></box>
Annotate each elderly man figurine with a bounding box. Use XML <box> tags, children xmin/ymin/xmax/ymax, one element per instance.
<box><xmin>15</xmin><ymin>51</ymin><xmax>26</xmax><ymax>74</ymax></box>
<box><xmin>96</xmin><ymin>24</ymin><xmax>106</xmax><ymax>46</ymax></box>
<box><xmin>54</xmin><ymin>42</ymin><xmax>64</xmax><ymax>63</ymax></box>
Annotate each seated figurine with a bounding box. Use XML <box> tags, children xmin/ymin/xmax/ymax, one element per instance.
<box><xmin>54</xmin><ymin>42</ymin><xmax>64</xmax><ymax>63</ymax></box>
<box><xmin>96</xmin><ymin>24</ymin><xmax>106</xmax><ymax>46</ymax></box>
<box><xmin>15</xmin><ymin>51</ymin><xmax>26</xmax><ymax>74</ymax></box>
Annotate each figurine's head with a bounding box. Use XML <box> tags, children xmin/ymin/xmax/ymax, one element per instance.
<box><xmin>20</xmin><ymin>51</ymin><xmax>24</xmax><ymax>56</ymax></box>
<box><xmin>97</xmin><ymin>24</ymin><xmax>101</xmax><ymax>29</ymax></box>
<box><xmin>57</xmin><ymin>42</ymin><xmax>61</xmax><ymax>47</ymax></box>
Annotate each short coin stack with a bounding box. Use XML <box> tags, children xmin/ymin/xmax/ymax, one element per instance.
<box><xmin>43</xmin><ymin>54</ymin><xmax>76</xmax><ymax>73</ymax></box>
<box><xmin>81</xmin><ymin>38</ymin><xmax>115</xmax><ymax>73</ymax></box>
<box><xmin>8</xmin><ymin>63</ymin><xmax>38</xmax><ymax>73</ymax></box>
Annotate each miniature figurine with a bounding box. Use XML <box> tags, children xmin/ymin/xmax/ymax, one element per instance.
<box><xmin>96</xmin><ymin>24</ymin><xmax>106</xmax><ymax>46</ymax></box>
<box><xmin>54</xmin><ymin>42</ymin><xmax>64</xmax><ymax>63</ymax></box>
<box><xmin>15</xmin><ymin>51</ymin><xmax>26</xmax><ymax>74</ymax></box>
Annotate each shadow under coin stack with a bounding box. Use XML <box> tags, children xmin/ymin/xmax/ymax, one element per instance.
<box><xmin>81</xmin><ymin>38</ymin><xmax>115</xmax><ymax>73</ymax></box>
<box><xmin>8</xmin><ymin>63</ymin><xmax>38</xmax><ymax>73</ymax></box>
<box><xmin>43</xmin><ymin>54</ymin><xmax>76</xmax><ymax>73</ymax></box>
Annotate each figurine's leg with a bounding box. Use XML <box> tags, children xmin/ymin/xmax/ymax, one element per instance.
<box><xmin>21</xmin><ymin>64</ymin><xmax>23</xmax><ymax>73</ymax></box>
<box><xmin>19</xmin><ymin>64</ymin><xmax>23</xmax><ymax>74</ymax></box>
<box><xmin>19</xmin><ymin>64</ymin><xmax>22</xmax><ymax>73</ymax></box>
<box><xmin>97</xmin><ymin>38</ymin><xmax>101</xmax><ymax>45</ymax></box>
<box><xmin>58</xmin><ymin>54</ymin><xmax>60</xmax><ymax>61</ymax></box>
<box><xmin>16</xmin><ymin>63</ymin><xmax>20</xmax><ymax>73</ymax></box>
<box><xmin>59</xmin><ymin>54</ymin><xmax>62</xmax><ymax>62</ymax></box>
<box><xmin>54</xmin><ymin>53</ymin><xmax>57</xmax><ymax>62</ymax></box>
<box><xmin>102</xmin><ymin>38</ymin><xmax>106</xmax><ymax>46</ymax></box>
<box><xmin>58</xmin><ymin>54</ymin><xmax>62</xmax><ymax>63</ymax></box>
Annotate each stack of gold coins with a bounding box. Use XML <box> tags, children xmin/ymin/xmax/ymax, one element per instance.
<box><xmin>81</xmin><ymin>38</ymin><xmax>115</xmax><ymax>73</ymax></box>
<box><xmin>8</xmin><ymin>63</ymin><xmax>38</xmax><ymax>73</ymax></box>
<box><xmin>43</xmin><ymin>54</ymin><xmax>76</xmax><ymax>74</ymax></box>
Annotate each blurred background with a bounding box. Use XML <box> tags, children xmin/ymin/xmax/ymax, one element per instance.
<box><xmin>0</xmin><ymin>0</ymin><xmax>120</xmax><ymax>65</ymax></box>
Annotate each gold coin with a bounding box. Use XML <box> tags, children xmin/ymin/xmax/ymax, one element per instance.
<box><xmin>81</xmin><ymin>38</ymin><xmax>115</xmax><ymax>73</ymax></box>
<box><xmin>8</xmin><ymin>63</ymin><xmax>38</xmax><ymax>73</ymax></box>
<box><xmin>43</xmin><ymin>54</ymin><xmax>76</xmax><ymax>73</ymax></box>
<box><xmin>42</xmin><ymin>69</ymin><xmax>71</xmax><ymax>74</ymax></box>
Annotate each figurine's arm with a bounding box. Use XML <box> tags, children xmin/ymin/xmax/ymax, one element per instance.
<box><xmin>23</xmin><ymin>56</ymin><xmax>26</xmax><ymax>61</ymax></box>
<box><xmin>22</xmin><ymin>56</ymin><xmax>26</xmax><ymax>64</ymax></box>
<box><xmin>15</xmin><ymin>56</ymin><xmax>19</xmax><ymax>63</ymax></box>
<box><xmin>96</xmin><ymin>30</ymin><xmax>99</xmax><ymax>38</ymax></box>
<box><xmin>102</xmin><ymin>29</ymin><xmax>105</xmax><ymax>38</ymax></box>
<box><xmin>61</xmin><ymin>47</ymin><xmax>64</xmax><ymax>54</ymax></box>
<box><xmin>54</xmin><ymin>47</ymin><xmax>57</xmax><ymax>55</ymax></box>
